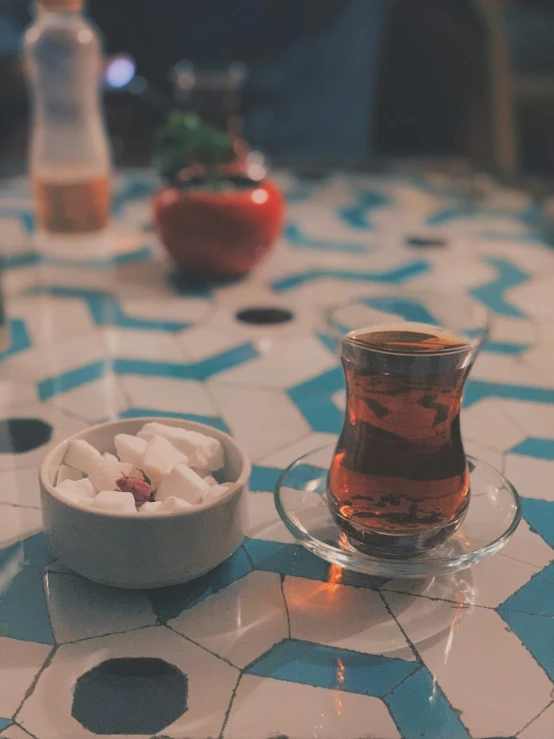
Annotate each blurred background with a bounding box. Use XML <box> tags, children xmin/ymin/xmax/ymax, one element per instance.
<box><xmin>1</xmin><ymin>0</ymin><xmax>554</xmax><ymax>179</ymax></box>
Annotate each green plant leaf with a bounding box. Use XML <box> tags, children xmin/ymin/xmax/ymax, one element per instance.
<box><xmin>153</xmin><ymin>111</ymin><xmax>234</xmax><ymax>181</ymax></box>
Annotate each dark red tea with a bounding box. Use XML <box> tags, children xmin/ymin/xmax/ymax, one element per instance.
<box><xmin>328</xmin><ymin>323</ymin><xmax>472</xmax><ymax>556</ymax></box>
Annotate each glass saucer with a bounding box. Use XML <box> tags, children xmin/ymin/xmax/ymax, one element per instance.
<box><xmin>274</xmin><ymin>445</ymin><xmax>522</xmax><ymax>578</ymax></box>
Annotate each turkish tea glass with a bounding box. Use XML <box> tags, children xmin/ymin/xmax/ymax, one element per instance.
<box><xmin>326</xmin><ymin>293</ymin><xmax>489</xmax><ymax>558</ymax></box>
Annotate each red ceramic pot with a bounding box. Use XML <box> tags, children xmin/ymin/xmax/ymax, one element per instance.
<box><xmin>154</xmin><ymin>176</ymin><xmax>284</xmax><ymax>279</ymax></box>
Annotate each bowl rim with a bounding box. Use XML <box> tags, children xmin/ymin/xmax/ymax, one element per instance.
<box><xmin>39</xmin><ymin>416</ymin><xmax>251</xmax><ymax>519</ymax></box>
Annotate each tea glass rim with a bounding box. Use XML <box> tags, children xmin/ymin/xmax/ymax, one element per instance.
<box><xmin>324</xmin><ymin>290</ymin><xmax>491</xmax><ymax>358</ymax></box>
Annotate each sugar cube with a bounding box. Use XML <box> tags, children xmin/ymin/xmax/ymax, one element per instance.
<box><xmin>64</xmin><ymin>439</ymin><xmax>104</xmax><ymax>475</ymax></box>
<box><xmin>158</xmin><ymin>496</ymin><xmax>193</xmax><ymax>512</ymax></box>
<box><xmin>56</xmin><ymin>464</ymin><xmax>82</xmax><ymax>485</ymax></box>
<box><xmin>56</xmin><ymin>477</ymin><xmax>95</xmax><ymax>504</ymax></box>
<box><xmin>139</xmin><ymin>501</ymin><xmax>162</xmax><ymax>514</ymax></box>
<box><xmin>92</xmin><ymin>490</ymin><xmax>137</xmax><ymax>514</ymax></box>
<box><xmin>88</xmin><ymin>459</ymin><xmax>133</xmax><ymax>493</ymax></box>
<box><xmin>139</xmin><ymin>423</ymin><xmax>224</xmax><ymax>471</ymax></box>
<box><xmin>142</xmin><ymin>435</ymin><xmax>189</xmax><ymax>487</ymax></box>
<box><xmin>114</xmin><ymin>434</ymin><xmax>148</xmax><ymax>468</ymax></box>
<box><xmin>202</xmin><ymin>475</ymin><xmax>219</xmax><ymax>487</ymax></box>
<box><xmin>202</xmin><ymin>482</ymin><xmax>232</xmax><ymax>503</ymax></box>
<box><xmin>191</xmin><ymin>467</ymin><xmax>211</xmax><ymax>478</ymax></box>
<box><xmin>156</xmin><ymin>463</ymin><xmax>209</xmax><ymax>504</ymax></box>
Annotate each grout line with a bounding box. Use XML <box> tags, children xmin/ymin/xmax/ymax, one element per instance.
<box><xmin>381</xmin><ymin>663</ymin><xmax>422</xmax><ymax>699</ymax></box>
<box><xmin>12</xmin><ymin>722</ymin><xmax>38</xmax><ymax>739</ymax></box>
<box><xmin>60</xmin><ymin>622</ymin><xmax>158</xmax><ymax>646</ymax></box>
<box><xmin>379</xmin><ymin>591</ymin><xmax>473</xmax><ymax>736</ymax></box>
<box><xmin>378</xmin><ymin>591</ymin><xmax>423</xmax><ymax>666</ymax></box>
<box><xmin>241</xmin><ymin>637</ymin><xmax>290</xmax><ymax>675</ymax></box>
<box><xmin>43</xmin><ymin>399</ymin><xmax>92</xmax><ymax>426</ymax></box>
<box><xmin>240</xmin><ymin>544</ymin><xmax>256</xmax><ymax>571</ymax></box>
<box><xmin>251</xmin><ymin>428</ymin><xmax>315</xmax><ymax>466</ymax></box>
<box><xmin>218</xmin><ymin>672</ymin><xmax>243</xmax><ymax>739</ymax></box>
<box><xmin>13</xmin><ymin>644</ymin><xmax>58</xmax><ymax>722</ymax></box>
<box><xmin>378</xmin><ymin>585</ymin><xmax>485</xmax><ymax>611</ymax></box>
<box><xmin>279</xmin><ymin>575</ymin><xmax>291</xmax><ymax>639</ymax></box>
<box><xmin>0</xmin><ymin>502</ymin><xmax>41</xmax><ymax>510</ymax></box>
<box><xmin>516</xmin><ymin>699</ymin><xmax>554</xmax><ymax>737</ymax></box>
<box><xmin>163</xmin><ymin>624</ymin><xmax>238</xmax><ymax>670</ymax></box>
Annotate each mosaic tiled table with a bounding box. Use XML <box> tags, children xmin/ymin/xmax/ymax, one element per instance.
<box><xmin>0</xmin><ymin>170</ymin><xmax>553</xmax><ymax>739</ymax></box>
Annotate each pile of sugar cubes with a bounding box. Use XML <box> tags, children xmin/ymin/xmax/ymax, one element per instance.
<box><xmin>54</xmin><ymin>422</ymin><xmax>233</xmax><ymax>514</ymax></box>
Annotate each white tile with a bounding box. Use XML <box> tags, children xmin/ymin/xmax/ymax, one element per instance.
<box><xmin>208</xmin><ymin>286</ymin><xmax>318</xmax><ymax>341</ymax></box>
<box><xmin>332</xmin><ymin>388</ymin><xmax>346</xmax><ymax>411</ymax></box>
<box><xmin>18</xmin><ymin>626</ymin><xmax>238</xmax><ymax>739</ymax></box>
<box><xmin>178</xmin><ymin>327</ymin><xmax>245</xmax><ymax>362</ymax></box>
<box><xmin>383</xmin><ymin>593</ymin><xmax>553</xmax><ymax>738</ymax></box>
<box><xmin>0</xmin><ymin>403</ymin><xmax>86</xmax><ymax>473</ymax></box>
<box><xmin>487</xmin><ymin>316</ymin><xmax>538</xmax><ymax>345</ymax></box>
<box><xmin>507</xmin><ymin>273</ymin><xmax>554</xmax><ymax>320</ymax></box>
<box><xmin>461</xmin><ymin>399</ymin><xmax>526</xmax><ymax>452</ymax></box>
<box><xmin>103</xmin><ymin>327</ymin><xmax>184</xmax><ymax>361</ymax></box>
<box><xmin>498</xmin><ymin>518</ymin><xmax>554</xmax><ymax>571</ymax></box>
<box><xmin>254</xmin><ymin>247</ymin><xmax>315</xmax><ymax>285</ymax></box>
<box><xmin>9</xmin><ymin>296</ymin><xmax>95</xmax><ymax>347</ymax></box>
<box><xmin>257</xmin><ymin>432</ymin><xmax>337</xmax><ymax>468</ymax></box>
<box><xmin>209</xmin><ymin>384</ymin><xmax>311</xmax><ymax>461</ymax></box>
<box><xmin>454</xmin><ymin>554</ymin><xmax>541</xmax><ymax>609</ymax></box>
<box><xmin>383</xmin><ymin>544</ymin><xmax>544</xmax><ymax>610</ymax></box>
<box><xmin>292</xmin><ymin>201</ymin><xmax>372</xmax><ymax>244</ymax></box>
<box><xmin>118</xmin><ymin>200</ymin><xmax>151</xmax><ymax>228</ymax></box>
<box><xmin>119</xmin><ymin>296</ymin><xmax>209</xmax><ymax>323</ymax></box>
<box><xmin>505</xmin><ymin>454</ymin><xmax>554</xmax><ymax>501</ymax></box>
<box><xmin>0</xmin><ymin>467</ymin><xmax>41</xmax><ymax>508</ymax></box>
<box><xmin>0</xmin><ymin>217</ymin><xmax>31</xmax><ymax>248</ymax></box>
<box><xmin>383</xmin><ymin>182</ymin><xmax>442</xmax><ymax>217</ymax></box>
<box><xmin>211</xmin><ymin>335</ymin><xmax>338</xmax><ymax>390</ymax></box>
<box><xmin>0</xmin><ymin>505</ymin><xmax>43</xmax><ymax>549</ymax></box>
<box><xmin>170</xmin><ymin>572</ymin><xmax>288</xmax><ymax>668</ymax></box>
<box><xmin>0</xmin><ymin>638</ymin><xmax>52</xmax><ymax>717</ymax></box>
<box><xmin>471</xmin><ymin>353</ymin><xmax>553</xmax><ymax>387</ymax></box>
<box><xmin>35</xmin><ymin>263</ymin><xmax>118</xmax><ymax>295</ymax></box>
<box><xmin>272</xmin><ymin>277</ymin><xmax>386</xmax><ymax>312</ymax></box>
<box><xmin>120</xmin><ymin>375</ymin><xmax>217</xmax><ymax>416</ymax></box>
<box><xmin>519</xmin><ymin>701</ymin><xmax>554</xmax><ymax>739</ymax></box>
<box><xmin>2</xmin><ymin>268</ymin><xmax>40</xmax><ymax>299</ymax></box>
<box><xmin>245</xmin><ymin>491</ymin><xmax>296</xmax><ymax>543</ymax></box>
<box><xmin>224</xmin><ymin>675</ymin><xmax>401</xmax><ymax>739</ymax></box>
<box><xmin>0</xmin><ymin>381</ymin><xmax>36</xmax><ymax>408</ymax></box>
<box><xmin>525</xmin><ymin>346</ymin><xmax>554</xmax><ymax>384</ymax></box>
<box><xmin>284</xmin><ymin>576</ymin><xmax>415</xmax><ymax>661</ymax></box>
<box><xmin>463</xmin><ymin>439</ymin><xmax>504</xmax><ymax>471</ymax></box>
<box><xmin>496</xmin><ymin>400</ymin><xmax>554</xmax><ymax>437</ymax></box>
<box><xmin>407</xmin><ymin>254</ymin><xmax>497</xmax><ymax>292</ymax></box>
<box><xmin>44</xmin><ymin>572</ymin><xmax>157</xmax><ymax>643</ymax></box>
<box><xmin>49</xmin><ymin>375</ymin><xmax>127</xmax><ymax>423</ymax></box>
<box><xmin>471</xmin><ymin>240</ymin><xmax>554</xmax><ymax>276</ymax></box>
<box><xmin>0</xmin><ymin>332</ymin><xmax>106</xmax><ymax>383</ymax></box>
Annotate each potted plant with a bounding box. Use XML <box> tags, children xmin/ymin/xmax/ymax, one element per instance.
<box><xmin>153</xmin><ymin>112</ymin><xmax>284</xmax><ymax>279</ymax></box>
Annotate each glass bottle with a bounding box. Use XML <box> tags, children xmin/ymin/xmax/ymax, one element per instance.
<box><xmin>25</xmin><ymin>0</ymin><xmax>111</xmax><ymax>257</ymax></box>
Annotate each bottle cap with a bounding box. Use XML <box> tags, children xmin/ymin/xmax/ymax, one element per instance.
<box><xmin>38</xmin><ymin>0</ymin><xmax>82</xmax><ymax>10</ymax></box>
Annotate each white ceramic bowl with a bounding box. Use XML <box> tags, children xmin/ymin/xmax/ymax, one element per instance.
<box><xmin>40</xmin><ymin>417</ymin><xmax>250</xmax><ymax>589</ymax></box>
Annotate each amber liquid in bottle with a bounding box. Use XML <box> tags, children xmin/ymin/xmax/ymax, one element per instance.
<box><xmin>33</xmin><ymin>174</ymin><xmax>110</xmax><ymax>234</ymax></box>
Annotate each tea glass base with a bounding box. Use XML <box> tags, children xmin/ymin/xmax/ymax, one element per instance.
<box><xmin>274</xmin><ymin>446</ymin><xmax>522</xmax><ymax>578</ymax></box>
<box><xmin>330</xmin><ymin>502</ymin><xmax>468</xmax><ymax>560</ymax></box>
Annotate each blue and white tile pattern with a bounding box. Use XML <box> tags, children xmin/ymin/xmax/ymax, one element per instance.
<box><xmin>0</xmin><ymin>171</ymin><xmax>553</xmax><ymax>738</ymax></box>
